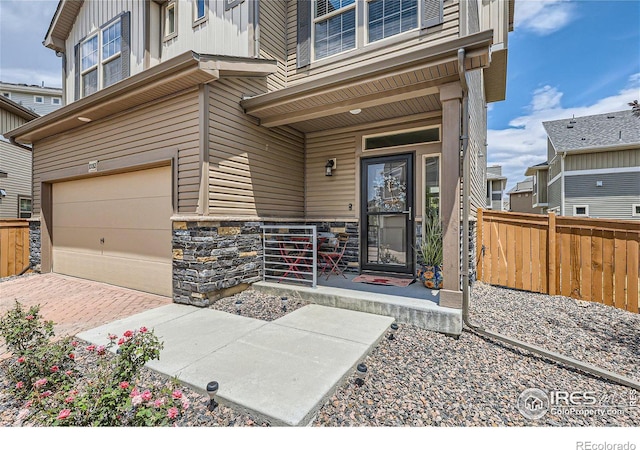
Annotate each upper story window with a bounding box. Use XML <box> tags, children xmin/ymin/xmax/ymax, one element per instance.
<box><xmin>194</xmin><ymin>0</ymin><xmax>206</xmax><ymax>22</ymax></box>
<box><xmin>314</xmin><ymin>0</ymin><xmax>356</xmax><ymax>60</ymax></box>
<box><xmin>164</xmin><ymin>1</ymin><xmax>177</xmax><ymax>39</ymax></box>
<box><xmin>52</xmin><ymin>97</ymin><xmax>61</xmax><ymax>105</ymax></box>
<box><xmin>76</xmin><ymin>13</ymin><xmax>129</xmax><ymax>100</ymax></box>
<box><xmin>34</xmin><ymin>95</ymin><xmax>45</xmax><ymax>104</ymax></box>
<box><xmin>2</xmin><ymin>92</ymin><xmax>11</xmax><ymax>99</ymax></box>
<box><xmin>368</xmin><ymin>0</ymin><xmax>418</xmax><ymax>43</ymax></box>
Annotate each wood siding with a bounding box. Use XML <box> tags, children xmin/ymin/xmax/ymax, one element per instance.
<box><xmin>565</xmin><ymin>172</ymin><xmax>640</xmax><ymax>220</ymax></box>
<box><xmin>208</xmin><ymin>78</ymin><xmax>305</xmax><ymax>217</ymax></box>
<box><xmin>258</xmin><ymin>0</ymin><xmax>288</xmax><ymax>91</ymax></box>
<box><xmin>0</xmin><ymin>142</ymin><xmax>32</xmax><ymax>219</ymax></box>
<box><xmin>286</xmin><ymin>0</ymin><xmax>460</xmax><ymax>84</ymax></box>
<box><xmin>565</xmin><ymin>148</ymin><xmax>640</xmax><ymax>171</ymax></box>
<box><xmin>32</xmin><ymin>89</ymin><xmax>200</xmax><ymax>214</ymax></box>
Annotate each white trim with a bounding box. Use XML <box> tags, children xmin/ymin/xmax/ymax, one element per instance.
<box><xmin>362</xmin><ymin>125</ymin><xmax>441</xmax><ymax>152</ymax></box>
<box><xmin>633</xmin><ymin>204</ymin><xmax>640</xmax><ymax>217</ymax></box>
<box><xmin>422</xmin><ymin>153</ymin><xmax>441</xmax><ymax>219</ymax></box>
<box><xmin>547</xmin><ymin>171</ymin><xmax>561</xmax><ymax>186</ymax></box>
<box><xmin>573</xmin><ymin>205</ymin><xmax>589</xmax><ymax>217</ymax></box>
<box><xmin>33</xmin><ymin>95</ymin><xmax>45</xmax><ymax>104</ymax></box>
<box><xmin>193</xmin><ymin>0</ymin><xmax>208</xmax><ymax>25</ymax></box>
<box><xmin>364</xmin><ymin>0</ymin><xmax>420</xmax><ymax>45</ymax></box>
<box><xmin>2</xmin><ymin>92</ymin><xmax>11</xmax><ymax>99</ymax></box>
<box><xmin>565</xmin><ymin>166</ymin><xmax>640</xmax><ymax>177</ymax></box>
<box><xmin>163</xmin><ymin>1</ymin><xmax>178</xmax><ymax>40</ymax></box>
<box><xmin>560</xmin><ymin>154</ymin><xmax>565</xmax><ymax>216</ymax></box>
<box><xmin>51</xmin><ymin>97</ymin><xmax>61</xmax><ymax>105</ymax></box>
<box><xmin>312</xmin><ymin>1</ymin><xmax>357</xmax><ymax>62</ymax></box>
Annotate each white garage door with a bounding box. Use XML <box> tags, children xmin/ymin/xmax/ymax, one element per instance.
<box><xmin>52</xmin><ymin>166</ymin><xmax>172</xmax><ymax>296</ymax></box>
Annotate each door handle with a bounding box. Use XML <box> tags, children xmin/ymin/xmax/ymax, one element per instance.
<box><xmin>100</xmin><ymin>238</ymin><xmax>105</xmax><ymax>244</ymax></box>
<box><xmin>402</xmin><ymin>207</ymin><xmax>412</xmax><ymax>218</ymax></box>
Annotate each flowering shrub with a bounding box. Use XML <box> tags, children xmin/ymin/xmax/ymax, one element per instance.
<box><xmin>0</xmin><ymin>304</ymin><xmax>189</xmax><ymax>427</ymax></box>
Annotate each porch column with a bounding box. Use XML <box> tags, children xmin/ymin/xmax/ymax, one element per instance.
<box><xmin>439</xmin><ymin>82</ymin><xmax>462</xmax><ymax>309</ymax></box>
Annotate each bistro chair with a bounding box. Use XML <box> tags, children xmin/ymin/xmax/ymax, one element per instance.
<box><xmin>318</xmin><ymin>233</ymin><xmax>349</xmax><ymax>279</ymax></box>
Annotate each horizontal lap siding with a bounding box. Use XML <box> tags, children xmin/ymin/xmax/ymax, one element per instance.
<box><xmin>33</xmin><ymin>90</ymin><xmax>200</xmax><ymax>214</ymax></box>
<box><xmin>287</xmin><ymin>0</ymin><xmax>460</xmax><ymax>83</ymax></box>
<box><xmin>565</xmin><ymin>172</ymin><xmax>640</xmax><ymax>220</ymax></box>
<box><xmin>0</xmin><ymin>142</ymin><xmax>32</xmax><ymax>218</ymax></box>
<box><xmin>259</xmin><ymin>0</ymin><xmax>288</xmax><ymax>91</ymax></box>
<box><xmin>466</xmin><ymin>70</ymin><xmax>486</xmax><ymax>218</ymax></box>
<box><xmin>208</xmin><ymin>79</ymin><xmax>304</xmax><ymax>217</ymax></box>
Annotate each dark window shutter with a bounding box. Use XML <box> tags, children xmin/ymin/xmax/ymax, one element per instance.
<box><xmin>423</xmin><ymin>0</ymin><xmax>443</xmax><ymax>28</ymax></box>
<box><xmin>121</xmin><ymin>11</ymin><xmax>131</xmax><ymax>80</ymax></box>
<box><xmin>296</xmin><ymin>0</ymin><xmax>311</xmax><ymax>68</ymax></box>
<box><xmin>74</xmin><ymin>43</ymin><xmax>80</xmax><ymax>100</ymax></box>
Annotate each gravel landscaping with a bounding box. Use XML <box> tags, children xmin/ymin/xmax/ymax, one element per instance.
<box><xmin>1</xmin><ymin>281</ymin><xmax>638</xmax><ymax>426</ymax></box>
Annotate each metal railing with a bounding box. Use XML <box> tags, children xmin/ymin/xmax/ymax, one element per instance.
<box><xmin>261</xmin><ymin>225</ymin><xmax>317</xmax><ymax>288</ymax></box>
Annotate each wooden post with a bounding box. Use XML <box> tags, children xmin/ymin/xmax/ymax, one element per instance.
<box><xmin>477</xmin><ymin>208</ymin><xmax>483</xmax><ymax>281</ymax></box>
<box><xmin>548</xmin><ymin>212</ymin><xmax>557</xmax><ymax>295</ymax></box>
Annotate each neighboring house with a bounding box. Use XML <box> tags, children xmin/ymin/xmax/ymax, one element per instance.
<box><xmin>486</xmin><ymin>164</ymin><xmax>507</xmax><ymax>210</ymax></box>
<box><xmin>526</xmin><ymin>110</ymin><xmax>640</xmax><ymax>220</ymax></box>
<box><xmin>524</xmin><ymin>160</ymin><xmax>549</xmax><ymax>214</ymax></box>
<box><xmin>0</xmin><ymin>82</ymin><xmax>64</xmax><ymax>116</ymax></box>
<box><xmin>507</xmin><ymin>178</ymin><xmax>542</xmax><ymax>214</ymax></box>
<box><xmin>0</xmin><ymin>96</ymin><xmax>39</xmax><ymax>218</ymax></box>
<box><xmin>5</xmin><ymin>0</ymin><xmax>515</xmax><ymax>310</ymax></box>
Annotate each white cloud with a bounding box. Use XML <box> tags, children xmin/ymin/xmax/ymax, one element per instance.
<box><xmin>515</xmin><ymin>0</ymin><xmax>576</xmax><ymax>35</ymax></box>
<box><xmin>0</xmin><ymin>68</ymin><xmax>62</xmax><ymax>89</ymax></box>
<box><xmin>487</xmin><ymin>73</ymin><xmax>640</xmax><ymax>192</ymax></box>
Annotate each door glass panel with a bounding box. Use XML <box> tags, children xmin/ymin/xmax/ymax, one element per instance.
<box><xmin>424</xmin><ymin>156</ymin><xmax>439</xmax><ymax>216</ymax></box>
<box><xmin>367</xmin><ymin>215</ymin><xmax>407</xmax><ymax>266</ymax></box>
<box><xmin>366</xmin><ymin>161</ymin><xmax>407</xmax><ymax>213</ymax></box>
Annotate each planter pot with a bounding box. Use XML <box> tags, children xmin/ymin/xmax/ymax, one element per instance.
<box><xmin>417</xmin><ymin>264</ymin><xmax>443</xmax><ymax>290</ymax></box>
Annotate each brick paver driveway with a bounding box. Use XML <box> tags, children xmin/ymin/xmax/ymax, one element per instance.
<box><xmin>0</xmin><ymin>273</ymin><xmax>171</xmax><ymax>358</ymax></box>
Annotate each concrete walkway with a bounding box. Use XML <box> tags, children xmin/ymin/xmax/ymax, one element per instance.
<box><xmin>78</xmin><ymin>303</ymin><xmax>394</xmax><ymax>426</ymax></box>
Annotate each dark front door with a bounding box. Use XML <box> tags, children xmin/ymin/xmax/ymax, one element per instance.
<box><xmin>360</xmin><ymin>153</ymin><xmax>414</xmax><ymax>275</ymax></box>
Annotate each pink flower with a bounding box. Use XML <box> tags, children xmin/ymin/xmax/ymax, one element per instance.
<box><xmin>34</xmin><ymin>378</ymin><xmax>47</xmax><ymax>388</ymax></box>
<box><xmin>167</xmin><ymin>407</ymin><xmax>179</xmax><ymax>419</ymax></box>
<box><xmin>130</xmin><ymin>388</ymin><xmax>140</xmax><ymax>398</ymax></box>
<box><xmin>172</xmin><ymin>390</ymin><xmax>182</xmax><ymax>400</ymax></box>
<box><xmin>65</xmin><ymin>370</ymin><xmax>73</xmax><ymax>376</ymax></box>
<box><xmin>71</xmin><ymin>341</ymin><xmax>78</xmax><ymax>347</ymax></box>
<box><xmin>131</xmin><ymin>395</ymin><xmax>143</xmax><ymax>407</ymax></box>
<box><xmin>117</xmin><ymin>338</ymin><xmax>125</xmax><ymax>345</ymax></box>
<box><xmin>154</xmin><ymin>398</ymin><xmax>165</xmax><ymax>408</ymax></box>
<box><xmin>108</xmin><ymin>334</ymin><xmax>118</xmax><ymax>340</ymax></box>
<box><xmin>64</xmin><ymin>396</ymin><xmax>74</xmax><ymax>404</ymax></box>
<box><xmin>15</xmin><ymin>381</ymin><xmax>24</xmax><ymax>389</ymax></box>
<box><xmin>25</xmin><ymin>315</ymin><xmax>34</xmax><ymax>320</ymax></box>
<box><xmin>17</xmin><ymin>356</ymin><xmax>25</xmax><ymax>364</ymax></box>
<box><xmin>68</xmin><ymin>353</ymin><xmax>75</xmax><ymax>360</ymax></box>
<box><xmin>86</xmin><ymin>344</ymin><xmax>96</xmax><ymax>352</ymax></box>
<box><xmin>141</xmin><ymin>390</ymin><xmax>152</xmax><ymax>402</ymax></box>
<box><xmin>119</xmin><ymin>381</ymin><xmax>130</xmax><ymax>389</ymax></box>
<box><xmin>24</xmin><ymin>400</ymin><xmax>33</xmax><ymax>408</ymax></box>
<box><xmin>139</xmin><ymin>327</ymin><xmax>148</xmax><ymax>333</ymax></box>
<box><xmin>57</xmin><ymin>409</ymin><xmax>71</xmax><ymax>420</ymax></box>
<box><xmin>50</xmin><ymin>365</ymin><xmax>59</xmax><ymax>373</ymax></box>
<box><xmin>69</xmin><ymin>389</ymin><xmax>78</xmax><ymax>396</ymax></box>
<box><xmin>41</xmin><ymin>390</ymin><xmax>52</xmax><ymax>398</ymax></box>
<box><xmin>181</xmin><ymin>398</ymin><xmax>190</xmax><ymax>410</ymax></box>
<box><xmin>123</xmin><ymin>330</ymin><xmax>133</xmax><ymax>338</ymax></box>
<box><xmin>96</xmin><ymin>345</ymin><xmax>106</xmax><ymax>355</ymax></box>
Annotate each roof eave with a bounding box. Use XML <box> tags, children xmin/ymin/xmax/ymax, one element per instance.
<box><xmin>0</xmin><ymin>96</ymin><xmax>40</xmax><ymax>121</ymax></box>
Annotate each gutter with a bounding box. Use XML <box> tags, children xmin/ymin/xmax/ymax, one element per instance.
<box><xmin>457</xmin><ymin>49</ymin><xmax>640</xmax><ymax>392</ymax></box>
<box><xmin>9</xmin><ymin>137</ymin><xmax>32</xmax><ymax>152</ymax></box>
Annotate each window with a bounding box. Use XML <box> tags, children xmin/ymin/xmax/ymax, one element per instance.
<box><xmin>81</xmin><ymin>34</ymin><xmax>99</xmax><ymax>97</ymax></box>
<box><xmin>164</xmin><ymin>1</ymin><xmax>177</xmax><ymax>38</ymax></box>
<box><xmin>2</xmin><ymin>92</ymin><xmax>10</xmax><ymax>99</ymax></box>
<box><xmin>492</xmin><ymin>193</ymin><xmax>502</xmax><ymax>201</ymax></box>
<box><xmin>18</xmin><ymin>196</ymin><xmax>32</xmax><ymax>219</ymax></box>
<box><xmin>633</xmin><ymin>204</ymin><xmax>640</xmax><ymax>217</ymax></box>
<box><xmin>364</xmin><ymin>127</ymin><xmax>440</xmax><ymax>150</ymax></box>
<box><xmin>102</xmin><ymin>20</ymin><xmax>122</xmax><ymax>88</ymax></box>
<box><xmin>52</xmin><ymin>97</ymin><xmax>61</xmax><ymax>105</ymax></box>
<box><xmin>314</xmin><ymin>0</ymin><xmax>356</xmax><ymax>60</ymax></box>
<box><xmin>368</xmin><ymin>0</ymin><xmax>418</xmax><ymax>43</ymax></box>
<box><xmin>34</xmin><ymin>96</ymin><xmax>44</xmax><ymax>104</ymax></box>
<box><xmin>573</xmin><ymin>205</ymin><xmax>589</xmax><ymax>217</ymax></box>
<box><xmin>194</xmin><ymin>0</ymin><xmax>206</xmax><ymax>22</ymax></box>
<box><xmin>424</xmin><ymin>155</ymin><xmax>440</xmax><ymax>216</ymax></box>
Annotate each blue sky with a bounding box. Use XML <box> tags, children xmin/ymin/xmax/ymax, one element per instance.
<box><xmin>1</xmin><ymin>0</ymin><xmax>639</xmax><ymax>192</ymax></box>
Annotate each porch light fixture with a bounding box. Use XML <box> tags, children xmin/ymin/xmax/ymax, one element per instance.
<box><xmin>325</xmin><ymin>158</ymin><xmax>336</xmax><ymax>177</ymax></box>
<box><xmin>349</xmin><ymin>108</ymin><xmax>361</xmax><ymax>115</ymax></box>
<box><xmin>77</xmin><ymin>116</ymin><xmax>92</xmax><ymax>122</ymax></box>
<box><xmin>206</xmin><ymin>381</ymin><xmax>219</xmax><ymax>411</ymax></box>
<box><xmin>355</xmin><ymin>363</ymin><xmax>367</xmax><ymax>387</ymax></box>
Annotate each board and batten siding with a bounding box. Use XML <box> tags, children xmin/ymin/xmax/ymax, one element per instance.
<box><xmin>208</xmin><ymin>78</ymin><xmax>305</xmax><ymax>217</ymax></box>
<box><xmin>0</xmin><ymin>142</ymin><xmax>32</xmax><ymax>218</ymax></box>
<box><xmin>32</xmin><ymin>89</ymin><xmax>200</xmax><ymax>215</ymax></box>
<box><xmin>286</xmin><ymin>0</ymin><xmax>460</xmax><ymax>84</ymax></box>
<box><xmin>565</xmin><ymin>149</ymin><xmax>640</xmax><ymax>171</ymax></box>
<box><xmin>565</xmin><ymin>172</ymin><xmax>640</xmax><ymax>220</ymax></box>
<box><xmin>1</xmin><ymin>109</ymin><xmax>28</xmax><ymax>134</ymax></box>
<box><xmin>548</xmin><ymin>178</ymin><xmax>561</xmax><ymax>212</ymax></box>
<box><xmin>259</xmin><ymin>0</ymin><xmax>288</xmax><ymax>91</ymax></box>
<box><xmin>160</xmin><ymin>0</ymin><xmax>251</xmax><ymax>63</ymax></box>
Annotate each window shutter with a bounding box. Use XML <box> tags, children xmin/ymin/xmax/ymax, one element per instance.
<box><xmin>296</xmin><ymin>0</ymin><xmax>311</xmax><ymax>68</ymax></box>
<box><xmin>74</xmin><ymin>43</ymin><xmax>80</xmax><ymax>101</ymax></box>
<box><xmin>121</xmin><ymin>11</ymin><xmax>131</xmax><ymax>80</ymax></box>
<box><xmin>423</xmin><ymin>0</ymin><xmax>443</xmax><ymax>28</ymax></box>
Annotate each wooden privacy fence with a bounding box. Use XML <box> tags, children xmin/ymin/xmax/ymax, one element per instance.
<box><xmin>477</xmin><ymin>209</ymin><xmax>639</xmax><ymax>313</ymax></box>
<box><xmin>0</xmin><ymin>219</ymin><xmax>30</xmax><ymax>278</ymax></box>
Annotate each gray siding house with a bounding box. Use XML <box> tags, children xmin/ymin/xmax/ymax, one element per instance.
<box><xmin>6</xmin><ymin>0</ymin><xmax>515</xmax><ymax>312</ymax></box>
<box><xmin>526</xmin><ymin>110</ymin><xmax>640</xmax><ymax>220</ymax></box>
<box><xmin>0</xmin><ymin>82</ymin><xmax>64</xmax><ymax>116</ymax></box>
<box><xmin>486</xmin><ymin>164</ymin><xmax>506</xmax><ymax>210</ymax></box>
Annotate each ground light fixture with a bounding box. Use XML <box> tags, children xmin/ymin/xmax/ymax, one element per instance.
<box><xmin>281</xmin><ymin>296</ymin><xmax>288</xmax><ymax>312</ymax></box>
<box><xmin>235</xmin><ymin>300</ymin><xmax>242</xmax><ymax>315</ymax></box>
<box><xmin>355</xmin><ymin>363</ymin><xmax>367</xmax><ymax>387</ymax></box>
<box><xmin>206</xmin><ymin>381</ymin><xmax>219</xmax><ymax>411</ymax></box>
<box><xmin>388</xmin><ymin>323</ymin><xmax>398</xmax><ymax>340</ymax></box>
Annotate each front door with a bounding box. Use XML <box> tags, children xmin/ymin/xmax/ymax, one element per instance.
<box><xmin>361</xmin><ymin>154</ymin><xmax>414</xmax><ymax>275</ymax></box>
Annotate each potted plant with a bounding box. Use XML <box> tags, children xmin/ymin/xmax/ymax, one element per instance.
<box><xmin>416</xmin><ymin>209</ymin><xmax>443</xmax><ymax>289</ymax></box>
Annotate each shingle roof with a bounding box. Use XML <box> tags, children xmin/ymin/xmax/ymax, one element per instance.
<box><xmin>508</xmin><ymin>179</ymin><xmax>533</xmax><ymax>194</ymax></box>
<box><xmin>543</xmin><ymin>110</ymin><xmax>640</xmax><ymax>152</ymax></box>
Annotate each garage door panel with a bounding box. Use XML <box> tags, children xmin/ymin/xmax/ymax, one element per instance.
<box><xmin>53</xmin><ymin>250</ymin><xmax>172</xmax><ymax>297</ymax></box>
<box><xmin>52</xmin><ymin>167</ymin><xmax>171</xmax><ymax>204</ymax></box>
<box><xmin>52</xmin><ymin>166</ymin><xmax>172</xmax><ymax>297</ymax></box>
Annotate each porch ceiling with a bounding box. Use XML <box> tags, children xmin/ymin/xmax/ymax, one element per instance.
<box><xmin>242</xmin><ymin>31</ymin><xmax>493</xmax><ymax>132</ymax></box>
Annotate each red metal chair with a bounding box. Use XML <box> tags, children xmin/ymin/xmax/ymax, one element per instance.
<box><xmin>319</xmin><ymin>233</ymin><xmax>349</xmax><ymax>279</ymax></box>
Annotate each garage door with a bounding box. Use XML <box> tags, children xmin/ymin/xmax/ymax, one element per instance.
<box><xmin>52</xmin><ymin>166</ymin><xmax>172</xmax><ymax>296</ymax></box>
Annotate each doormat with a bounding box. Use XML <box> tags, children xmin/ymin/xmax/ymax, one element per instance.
<box><xmin>352</xmin><ymin>274</ymin><xmax>414</xmax><ymax>287</ymax></box>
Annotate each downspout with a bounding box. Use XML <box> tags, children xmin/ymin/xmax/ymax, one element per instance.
<box><xmin>560</xmin><ymin>152</ymin><xmax>566</xmax><ymax>216</ymax></box>
<box><xmin>457</xmin><ymin>49</ymin><xmax>640</xmax><ymax>392</ymax></box>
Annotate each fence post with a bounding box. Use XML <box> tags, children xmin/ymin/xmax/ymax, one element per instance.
<box><xmin>548</xmin><ymin>212</ymin><xmax>557</xmax><ymax>295</ymax></box>
<box><xmin>477</xmin><ymin>208</ymin><xmax>483</xmax><ymax>281</ymax></box>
